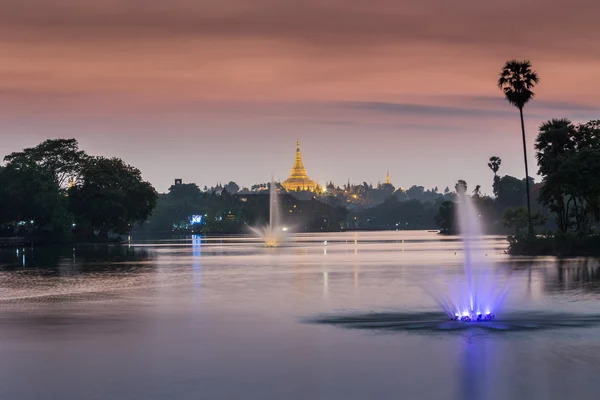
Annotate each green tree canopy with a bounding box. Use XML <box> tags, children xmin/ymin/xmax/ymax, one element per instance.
<box><xmin>503</xmin><ymin>207</ymin><xmax>546</xmax><ymax>234</ymax></box>
<box><xmin>535</xmin><ymin>118</ymin><xmax>576</xmax><ymax>176</ymax></box>
<box><xmin>435</xmin><ymin>200</ymin><xmax>456</xmax><ymax>234</ymax></box>
<box><xmin>224</xmin><ymin>181</ymin><xmax>240</xmax><ymax>194</ymax></box>
<box><xmin>493</xmin><ymin>175</ymin><xmax>531</xmax><ymax>209</ymax></box>
<box><xmin>535</xmin><ymin>119</ymin><xmax>600</xmax><ymax>234</ymax></box>
<box><xmin>68</xmin><ymin>157</ymin><xmax>157</xmax><ymax>236</ymax></box>
<box><xmin>3</xmin><ymin>138</ymin><xmax>88</xmax><ymax>188</ymax></box>
<box><xmin>0</xmin><ymin>164</ymin><xmax>71</xmax><ymax>235</ymax></box>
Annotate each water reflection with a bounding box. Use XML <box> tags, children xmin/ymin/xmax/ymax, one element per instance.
<box><xmin>0</xmin><ymin>232</ymin><xmax>600</xmax><ymax>400</ymax></box>
<box><xmin>459</xmin><ymin>335</ymin><xmax>483</xmax><ymax>400</ymax></box>
<box><xmin>192</xmin><ymin>234</ymin><xmax>202</xmax><ymax>292</ymax></box>
<box><xmin>0</xmin><ymin>244</ymin><xmax>154</xmax><ymax>273</ymax></box>
<box><xmin>555</xmin><ymin>259</ymin><xmax>600</xmax><ymax>292</ymax></box>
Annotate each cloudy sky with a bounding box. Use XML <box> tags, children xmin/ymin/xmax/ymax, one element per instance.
<box><xmin>1</xmin><ymin>0</ymin><xmax>599</xmax><ymax>193</ymax></box>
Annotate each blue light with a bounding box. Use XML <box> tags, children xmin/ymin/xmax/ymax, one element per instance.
<box><xmin>189</xmin><ymin>215</ymin><xmax>203</xmax><ymax>224</ymax></box>
<box><xmin>451</xmin><ymin>310</ymin><xmax>495</xmax><ymax>322</ymax></box>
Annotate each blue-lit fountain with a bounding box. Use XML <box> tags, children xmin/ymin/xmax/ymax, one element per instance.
<box><xmin>310</xmin><ymin>184</ymin><xmax>600</xmax><ymax>333</ymax></box>
<box><xmin>249</xmin><ymin>181</ymin><xmax>288</xmax><ymax>247</ymax></box>
<box><xmin>427</xmin><ymin>186</ymin><xmax>510</xmax><ymax>322</ymax></box>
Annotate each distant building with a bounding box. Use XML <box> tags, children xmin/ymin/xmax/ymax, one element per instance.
<box><xmin>282</xmin><ymin>141</ymin><xmax>318</xmax><ymax>192</ymax></box>
<box><xmin>174</xmin><ymin>179</ymin><xmax>182</xmax><ymax>185</ymax></box>
<box><xmin>213</xmin><ymin>183</ymin><xmax>223</xmax><ymax>195</ymax></box>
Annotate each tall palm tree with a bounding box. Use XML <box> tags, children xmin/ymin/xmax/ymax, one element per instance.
<box><xmin>487</xmin><ymin>156</ymin><xmax>502</xmax><ymax>179</ymax></box>
<box><xmin>498</xmin><ymin>60</ymin><xmax>540</xmax><ymax>235</ymax></box>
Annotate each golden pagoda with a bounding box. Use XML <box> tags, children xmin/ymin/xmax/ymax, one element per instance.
<box><xmin>282</xmin><ymin>141</ymin><xmax>318</xmax><ymax>192</ymax></box>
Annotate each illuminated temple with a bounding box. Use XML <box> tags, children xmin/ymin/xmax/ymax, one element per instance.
<box><xmin>282</xmin><ymin>141</ymin><xmax>319</xmax><ymax>192</ymax></box>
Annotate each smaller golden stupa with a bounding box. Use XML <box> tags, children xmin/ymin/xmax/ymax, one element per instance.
<box><xmin>282</xmin><ymin>141</ymin><xmax>318</xmax><ymax>192</ymax></box>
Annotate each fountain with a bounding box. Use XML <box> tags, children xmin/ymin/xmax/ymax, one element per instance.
<box><xmin>427</xmin><ymin>187</ymin><xmax>510</xmax><ymax>322</ymax></box>
<box><xmin>249</xmin><ymin>181</ymin><xmax>287</xmax><ymax>247</ymax></box>
<box><xmin>310</xmin><ymin>185</ymin><xmax>600</xmax><ymax>333</ymax></box>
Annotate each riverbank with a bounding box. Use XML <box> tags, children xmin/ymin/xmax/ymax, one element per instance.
<box><xmin>507</xmin><ymin>233</ymin><xmax>600</xmax><ymax>257</ymax></box>
<box><xmin>0</xmin><ymin>236</ymin><xmax>124</xmax><ymax>248</ymax></box>
<box><xmin>0</xmin><ymin>237</ymin><xmax>33</xmax><ymax>248</ymax></box>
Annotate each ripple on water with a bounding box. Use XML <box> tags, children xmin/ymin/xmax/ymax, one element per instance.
<box><xmin>308</xmin><ymin>311</ymin><xmax>600</xmax><ymax>334</ymax></box>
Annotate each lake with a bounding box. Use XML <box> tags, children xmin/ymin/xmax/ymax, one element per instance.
<box><xmin>1</xmin><ymin>231</ymin><xmax>600</xmax><ymax>400</ymax></box>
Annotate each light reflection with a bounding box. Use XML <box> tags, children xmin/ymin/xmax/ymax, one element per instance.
<box><xmin>192</xmin><ymin>234</ymin><xmax>202</xmax><ymax>292</ymax></box>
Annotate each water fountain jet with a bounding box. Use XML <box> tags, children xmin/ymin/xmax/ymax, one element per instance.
<box><xmin>430</xmin><ymin>186</ymin><xmax>509</xmax><ymax>322</ymax></box>
<box><xmin>249</xmin><ymin>180</ymin><xmax>288</xmax><ymax>247</ymax></box>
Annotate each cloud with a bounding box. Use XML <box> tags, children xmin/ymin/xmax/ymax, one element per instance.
<box><xmin>1</xmin><ymin>0</ymin><xmax>599</xmax><ymax>121</ymax></box>
<box><xmin>441</xmin><ymin>96</ymin><xmax>600</xmax><ymax>113</ymax></box>
<box><xmin>342</xmin><ymin>101</ymin><xmax>513</xmax><ymax>119</ymax></box>
<box><xmin>2</xmin><ymin>0</ymin><xmax>600</xmax><ymax>59</ymax></box>
<box><xmin>337</xmin><ymin>96</ymin><xmax>600</xmax><ymax>122</ymax></box>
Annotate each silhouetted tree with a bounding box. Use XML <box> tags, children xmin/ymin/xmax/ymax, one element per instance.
<box><xmin>224</xmin><ymin>181</ymin><xmax>240</xmax><ymax>194</ymax></box>
<box><xmin>435</xmin><ymin>200</ymin><xmax>456</xmax><ymax>234</ymax></box>
<box><xmin>4</xmin><ymin>138</ymin><xmax>88</xmax><ymax>188</ymax></box>
<box><xmin>406</xmin><ymin>185</ymin><xmax>425</xmax><ymax>200</ymax></box>
<box><xmin>455</xmin><ymin>180</ymin><xmax>467</xmax><ymax>194</ymax></box>
<box><xmin>0</xmin><ymin>164</ymin><xmax>71</xmax><ymax>236</ymax></box>
<box><xmin>535</xmin><ymin>119</ymin><xmax>576</xmax><ymax>232</ymax></box>
<box><xmin>68</xmin><ymin>157</ymin><xmax>157</xmax><ymax>236</ymax></box>
<box><xmin>498</xmin><ymin>60</ymin><xmax>540</xmax><ymax>235</ymax></box>
<box><xmin>493</xmin><ymin>175</ymin><xmax>532</xmax><ymax>210</ymax></box>
<box><xmin>503</xmin><ymin>207</ymin><xmax>547</xmax><ymax>235</ymax></box>
<box><xmin>488</xmin><ymin>156</ymin><xmax>502</xmax><ymax>183</ymax></box>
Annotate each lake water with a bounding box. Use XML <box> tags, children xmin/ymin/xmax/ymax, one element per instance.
<box><xmin>1</xmin><ymin>231</ymin><xmax>600</xmax><ymax>400</ymax></box>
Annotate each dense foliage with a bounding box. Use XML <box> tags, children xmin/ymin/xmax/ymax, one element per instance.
<box><xmin>68</xmin><ymin>157</ymin><xmax>158</xmax><ymax>236</ymax></box>
<box><xmin>507</xmin><ymin>118</ymin><xmax>600</xmax><ymax>255</ymax></box>
<box><xmin>498</xmin><ymin>59</ymin><xmax>540</xmax><ymax>234</ymax></box>
<box><xmin>3</xmin><ymin>138</ymin><xmax>88</xmax><ymax>188</ymax></box>
<box><xmin>138</xmin><ymin>183</ymin><xmax>348</xmax><ymax>234</ymax></box>
<box><xmin>1</xmin><ymin>139</ymin><xmax>157</xmax><ymax>241</ymax></box>
<box><xmin>535</xmin><ymin>119</ymin><xmax>600</xmax><ymax>235</ymax></box>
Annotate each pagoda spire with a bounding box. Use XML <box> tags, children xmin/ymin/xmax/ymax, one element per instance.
<box><xmin>295</xmin><ymin>140</ymin><xmax>304</xmax><ymax>169</ymax></box>
<box><xmin>282</xmin><ymin>140</ymin><xmax>318</xmax><ymax>191</ymax></box>
<box><xmin>386</xmin><ymin>170</ymin><xmax>391</xmax><ymax>185</ymax></box>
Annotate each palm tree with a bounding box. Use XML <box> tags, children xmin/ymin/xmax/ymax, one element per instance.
<box><xmin>498</xmin><ymin>60</ymin><xmax>540</xmax><ymax>235</ymax></box>
<box><xmin>487</xmin><ymin>156</ymin><xmax>502</xmax><ymax>178</ymax></box>
<box><xmin>455</xmin><ymin>180</ymin><xmax>467</xmax><ymax>194</ymax></box>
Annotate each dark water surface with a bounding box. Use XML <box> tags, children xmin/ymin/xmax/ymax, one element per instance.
<box><xmin>1</xmin><ymin>231</ymin><xmax>600</xmax><ymax>399</ymax></box>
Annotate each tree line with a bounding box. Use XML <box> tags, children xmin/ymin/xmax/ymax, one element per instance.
<box><xmin>0</xmin><ymin>139</ymin><xmax>157</xmax><ymax>240</ymax></box>
<box><xmin>137</xmin><ymin>182</ymin><xmax>348</xmax><ymax>234</ymax></box>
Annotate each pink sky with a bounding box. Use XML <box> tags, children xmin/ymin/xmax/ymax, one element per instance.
<box><xmin>1</xmin><ymin>0</ymin><xmax>599</xmax><ymax>193</ymax></box>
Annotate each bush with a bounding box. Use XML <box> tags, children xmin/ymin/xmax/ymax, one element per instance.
<box><xmin>507</xmin><ymin>233</ymin><xmax>600</xmax><ymax>256</ymax></box>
